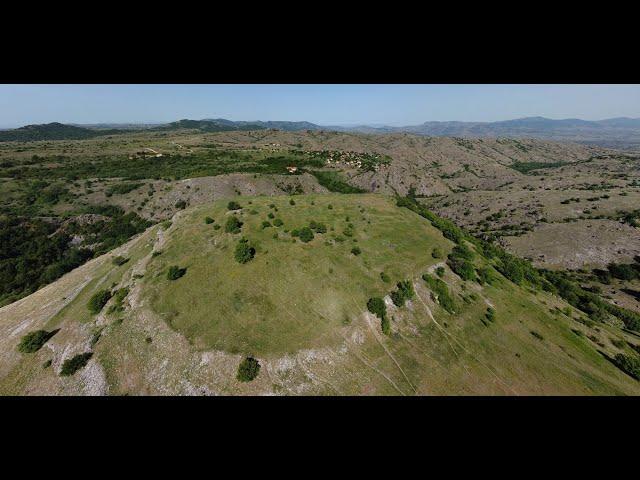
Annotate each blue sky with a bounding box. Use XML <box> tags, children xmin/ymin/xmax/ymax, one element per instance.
<box><xmin>0</xmin><ymin>84</ymin><xmax>639</xmax><ymax>128</ymax></box>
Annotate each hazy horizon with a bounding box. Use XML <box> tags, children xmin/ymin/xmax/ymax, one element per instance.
<box><xmin>1</xmin><ymin>84</ymin><xmax>639</xmax><ymax>129</ymax></box>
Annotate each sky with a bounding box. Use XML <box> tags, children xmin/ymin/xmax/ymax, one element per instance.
<box><xmin>0</xmin><ymin>84</ymin><xmax>639</xmax><ymax>128</ymax></box>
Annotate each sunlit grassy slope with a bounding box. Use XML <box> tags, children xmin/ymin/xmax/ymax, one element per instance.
<box><xmin>1</xmin><ymin>193</ymin><xmax>639</xmax><ymax>395</ymax></box>
<box><xmin>144</xmin><ymin>194</ymin><xmax>451</xmax><ymax>355</ymax></box>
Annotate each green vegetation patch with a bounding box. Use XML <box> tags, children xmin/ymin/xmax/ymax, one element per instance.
<box><xmin>60</xmin><ymin>352</ymin><xmax>93</xmax><ymax>376</ymax></box>
<box><xmin>17</xmin><ymin>329</ymin><xmax>58</xmax><ymax>353</ymax></box>
<box><xmin>236</xmin><ymin>357</ymin><xmax>261</xmax><ymax>382</ymax></box>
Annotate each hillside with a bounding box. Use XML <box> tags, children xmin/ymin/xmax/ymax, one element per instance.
<box><xmin>0</xmin><ymin>122</ymin><xmax>124</xmax><ymax>142</ymax></box>
<box><xmin>338</xmin><ymin>117</ymin><xmax>640</xmax><ymax>150</ymax></box>
<box><xmin>1</xmin><ymin>194</ymin><xmax>639</xmax><ymax>395</ymax></box>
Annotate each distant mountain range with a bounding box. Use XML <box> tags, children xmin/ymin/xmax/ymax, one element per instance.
<box><xmin>3</xmin><ymin>116</ymin><xmax>640</xmax><ymax>149</ymax></box>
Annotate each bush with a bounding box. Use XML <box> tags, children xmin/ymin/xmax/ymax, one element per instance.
<box><xmin>380</xmin><ymin>272</ymin><xmax>391</xmax><ymax>283</ymax></box>
<box><xmin>612</xmin><ymin>353</ymin><xmax>640</xmax><ymax>380</ymax></box>
<box><xmin>486</xmin><ymin>307</ymin><xmax>496</xmax><ymax>322</ymax></box>
<box><xmin>367</xmin><ymin>297</ymin><xmax>387</xmax><ymax>320</ymax></box>
<box><xmin>390</xmin><ymin>280</ymin><xmax>414</xmax><ymax>307</ymax></box>
<box><xmin>87</xmin><ymin>289</ymin><xmax>112</xmax><ymax>314</ymax></box>
<box><xmin>261</xmin><ymin>221</ymin><xmax>272</xmax><ymax>229</ymax></box>
<box><xmin>227</xmin><ymin>201</ymin><xmax>242</xmax><ymax>211</ymax></box>
<box><xmin>451</xmin><ymin>244</ymin><xmax>474</xmax><ymax>260</ymax></box>
<box><xmin>60</xmin><ymin>352</ymin><xmax>93</xmax><ymax>376</ymax></box>
<box><xmin>422</xmin><ymin>274</ymin><xmax>456</xmax><ymax>313</ymax></box>
<box><xmin>17</xmin><ymin>330</ymin><xmax>56</xmax><ymax>353</ymax></box>
<box><xmin>112</xmin><ymin>255</ymin><xmax>129</xmax><ymax>266</ymax></box>
<box><xmin>289</xmin><ymin>199</ymin><xmax>296</xmax><ymax>206</ymax></box>
<box><xmin>431</xmin><ymin>247</ymin><xmax>443</xmax><ymax>259</ymax></box>
<box><xmin>167</xmin><ymin>265</ymin><xmax>187</xmax><ymax>280</ymax></box>
<box><xmin>298</xmin><ymin>227</ymin><xmax>314</xmax><ymax>243</ymax></box>
<box><xmin>309</xmin><ymin>221</ymin><xmax>327</xmax><ymax>234</ymax></box>
<box><xmin>225</xmin><ymin>216</ymin><xmax>243</xmax><ymax>234</ymax></box>
<box><xmin>447</xmin><ymin>257</ymin><xmax>475</xmax><ymax>282</ymax></box>
<box><xmin>234</xmin><ymin>241</ymin><xmax>256</xmax><ymax>264</ymax></box>
<box><xmin>381</xmin><ymin>316</ymin><xmax>391</xmax><ymax>335</ymax></box>
<box><xmin>351</xmin><ymin>246</ymin><xmax>362</xmax><ymax>256</ymax></box>
<box><xmin>205</xmin><ymin>216</ymin><xmax>214</xmax><ymax>224</ymax></box>
<box><xmin>175</xmin><ymin>200</ymin><xmax>187</xmax><ymax>210</ymax></box>
<box><xmin>435</xmin><ymin>266</ymin><xmax>445</xmax><ymax>277</ymax></box>
<box><xmin>477</xmin><ymin>266</ymin><xmax>495</xmax><ymax>285</ymax></box>
<box><xmin>273</xmin><ymin>218</ymin><xmax>283</xmax><ymax>227</ymax></box>
<box><xmin>608</xmin><ymin>263</ymin><xmax>638</xmax><ymax>281</ymax></box>
<box><xmin>237</xmin><ymin>357</ymin><xmax>260</xmax><ymax>382</ymax></box>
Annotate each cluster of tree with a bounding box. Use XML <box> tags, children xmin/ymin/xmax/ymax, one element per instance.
<box><xmin>396</xmin><ymin>195</ymin><xmax>640</xmax><ymax>333</ymax></box>
<box><xmin>307</xmin><ymin>170</ymin><xmax>366</xmax><ymax>194</ymax></box>
<box><xmin>0</xmin><ymin>216</ymin><xmax>93</xmax><ymax>306</ymax></box>
<box><xmin>105</xmin><ymin>182</ymin><xmax>143</xmax><ymax>197</ymax></box>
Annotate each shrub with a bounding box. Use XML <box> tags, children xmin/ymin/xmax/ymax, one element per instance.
<box><xmin>447</xmin><ymin>257</ymin><xmax>475</xmax><ymax>282</ymax></box>
<box><xmin>291</xmin><ymin>229</ymin><xmax>300</xmax><ymax>237</ymax></box>
<box><xmin>237</xmin><ymin>357</ymin><xmax>260</xmax><ymax>382</ymax></box>
<box><xmin>289</xmin><ymin>199</ymin><xmax>296</xmax><ymax>206</ymax></box>
<box><xmin>381</xmin><ymin>316</ymin><xmax>391</xmax><ymax>335</ymax></box>
<box><xmin>234</xmin><ymin>241</ymin><xmax>256</xmax><ymax>264</ymax></box>
<box><xmin>530</xmin><ymin>331</ymin><xmax>544</xmax><ymax>341</ymax></box>
<box><xmin>477</xmin><ymin>266</ymin><xmax>495</xmax><ymax>285</ymax></box>
<box><xmin>87</xmin><ymin>289</ymin><xmax>112</xmax><ymax>314</ymax></box>
<box><xmin>60</xmin><ymin>352</ymin><xmax>93</xmax><ymax>376</ymax></box>
<box><xmin>205</xmin><ymin>216</ymin><xmax>214</xmax><ymax>224</ymax></box>
<box><xmin>309</xmin><ymin>221</ymin><xmax>327</xmax><ymax>234</ymax></box>
<box><xmin>175</xmin><ymin>200</ymin><xmax>187</xmax><ymax>210</ymax></box>
<box><xmin>112</xmin><ymin>255</ymin><xmax>129</xmax><ymax>266</ymax></box>
<box><xmin>380</xmin><ymin>272</ymin><xmax>391</xmax><ymax>283</ymax></box>
<box><xmin>422</xmin><ymin>274</ymin><xmax>456</xmax><ymax>313</ymax></box>
<box><xmin>431</xmin><ymin>247</ymin><xmax>443</xmax><ymax>259</ymax></box>
<box><xmin>612</xmin><ymin>353</ymin><xmax>640</xmax><ymax>380</ymax></box>
<box><xmin>608</xmin><ymin>263</ymin><xmax>638</xmax><ymax>281</ymax></box>
<box><xmin>273</xmin><ymin>218</ymin><xmax>283</xmax><ymax>227</ymax></box>
<box><xmin>486</xmin><ymin>307</ymin><xmax>496</xmax><ymax>322</ymax></box>
<box><xmin>451</xmin><ymin>244</ymin><xmax>474</xmax><ymax>260</ymax></box>
<box><xmin>298</xmin><ymin>227</ymin><xmax>314</xmax><ymax>243</ymax></box>
<box><xmin>227</xmin><ymin>201</ymin><xmax>242</xmax><ymax>211</ymax></box>
<box><xmin>17</xmin><ymin>330</ymin><xmax>56</xmax><ymax>353</ymax></box>
<box><xmin>391</xmin><ymin>280</ymin><xmax>414</xmax><ymax>307</ymax></box>
<box><xmin>167</xmin><ymin>265</ymin><xmax>187</xmax><ymax>280</ymax></box>
<box><xmin>351</xmin><ymin>246</ymin><xmax>362</xmax><ymax>256</ymax></box>
<box><xmin>435</xmin><ymin>266</ymin><xmax>445</xmax><ymax>277</ymax></box>
<box><xmin>225</xmin><ymin>216</ymin><xmax>243</xmax><ymax>233</ymax></box>
<box><xmin>367</xmin><ymin>297</ymin><xmax>387</xmax><ymax>320</ymax></box>
<box><xmin>261</xmin><ymin>221</ymin><xmax>272</xmax><ymax>229</ymax></box>
<box><xmin>267</xmin><ymin>212</ymin><xmax>275</xmax><ymax>219</ymax></box>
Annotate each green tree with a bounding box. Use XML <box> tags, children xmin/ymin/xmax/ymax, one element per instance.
<box><xmin>225</xmin><ymin>216</ymin><xmax>243</xmax><ymax>234</ymax></box>
<box><xmin>234</xmin><ymin>241</ymin><xmax>256</xmax><ymax>264</ymax></box>
<box><xmin>87</xmin><ymin>289</ymin><xmax>112</xmax><ymax>314</ymax></box>
<box><xmin>17</xmin><ymin>330</ymin><xmax>56</xmax><ymax>353</ymax></box>
<box><xmin>298</xmin><ymin>227</ymin><xmax>314</xmax><ymax>243</ymax></box>
<box><xmin>237</xmin><ymin>357</ymin><xmax>260</xmax><ymax>381</ymax></box>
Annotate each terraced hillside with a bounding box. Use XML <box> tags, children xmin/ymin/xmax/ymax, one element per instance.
<box><xmin>1</xmin><ymin>194</ymin><xmax>638</xmax><ymax>395</ymax></box>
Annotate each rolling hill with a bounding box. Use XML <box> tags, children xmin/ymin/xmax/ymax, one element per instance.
<box><xmin>1</xmin><ymin>194</ymin><xmax>638</xmax><ymax>395</ymax></box>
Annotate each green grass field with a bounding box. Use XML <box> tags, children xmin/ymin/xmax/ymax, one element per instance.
<box><xmin>143</xmin><ymin>194</ymin><xmax>451</xmax><ymax>356</ymax></box>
